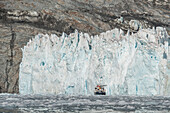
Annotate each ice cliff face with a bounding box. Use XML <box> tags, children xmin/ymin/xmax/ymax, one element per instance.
<box><xmin>19</xmin><ymin>27</ymin><xmax>170</xmax><ymax>95</ymax></box>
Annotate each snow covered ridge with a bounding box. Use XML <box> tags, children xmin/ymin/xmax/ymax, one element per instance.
<box><xmin>19</xmin><ymin>27</ymin><xmax>169</xmax><ymax>95</ymax></box>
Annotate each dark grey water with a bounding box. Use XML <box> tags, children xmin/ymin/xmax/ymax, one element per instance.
<box><xmin>0</xmin><ymin>94</ymin><xmax>170</xmax><ymax>113</ymax></box>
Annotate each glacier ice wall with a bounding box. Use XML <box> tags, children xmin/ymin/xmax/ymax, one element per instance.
<box><xmin>19</xmin><ymin>27</ymin><xmax>170</xmax><ymax>95</ymax></box>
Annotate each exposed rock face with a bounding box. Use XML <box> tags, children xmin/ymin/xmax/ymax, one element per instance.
<box><xmin>0</xmin><ymin>0</ymin><xmax>169</xmax><ymax>93</ymax></box>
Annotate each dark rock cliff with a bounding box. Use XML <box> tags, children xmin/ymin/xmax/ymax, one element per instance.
<box><xmin>0</xmin><ymin>0</ymin><xmax>169</xmax><ymax>93</ymax></box>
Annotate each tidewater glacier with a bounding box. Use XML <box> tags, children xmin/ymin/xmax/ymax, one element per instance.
<box><xmin>19</xmin><ymin>27</ymin><xmax>169</xmax><ymax>95</ymax></box>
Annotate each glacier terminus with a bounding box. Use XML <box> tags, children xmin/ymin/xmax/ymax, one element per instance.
<box><xmin>19</xmin><ymin>27</ymin><xmax>169</xmax><ymax>96</ymax></box>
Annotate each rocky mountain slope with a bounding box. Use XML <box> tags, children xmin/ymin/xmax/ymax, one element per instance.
<box><xmin>0</xmin><ymin>0</ymin><xmax>169</xmax><ymax>93</ymax></box>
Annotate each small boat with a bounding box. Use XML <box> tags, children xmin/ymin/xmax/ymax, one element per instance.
<box><xmin>94</xmin><ymin>85</ymin><xmax>106</xmax><ymax>95</ymax></box>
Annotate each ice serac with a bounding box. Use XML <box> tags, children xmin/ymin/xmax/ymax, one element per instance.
<box><xmin>19</xmin><ymin>27</ymin><xmax>170</xmax><ymax>95</ymax></box>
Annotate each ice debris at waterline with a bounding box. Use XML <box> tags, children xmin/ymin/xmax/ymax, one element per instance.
<box><xmin>19</xmin><ymin>27</ymin><xmax>170</xmax><ymax>95</ymax></box>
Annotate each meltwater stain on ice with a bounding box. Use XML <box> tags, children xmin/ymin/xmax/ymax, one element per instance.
<box><xmin>19</xmin><ymin>27</ymin><xmax>169</xmax><ymax>95</ymax></box>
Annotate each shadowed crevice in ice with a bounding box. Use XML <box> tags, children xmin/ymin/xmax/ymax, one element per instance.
<box><xmin>19</xmin><ymin>27</ymin><xmax>170</xmax><ymax>95</ymax></box>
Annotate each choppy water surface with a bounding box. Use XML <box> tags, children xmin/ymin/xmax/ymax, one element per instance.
<box><xmin>0</xmin><ymin>94</ymin><xmax>170</xmax><ymax>113</ymax></box>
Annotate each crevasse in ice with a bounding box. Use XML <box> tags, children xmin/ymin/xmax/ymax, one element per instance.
<box><xmin>19</xmin><ymin>27</ymin><xmax>170</xmax><ymax>95</ymax></box>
